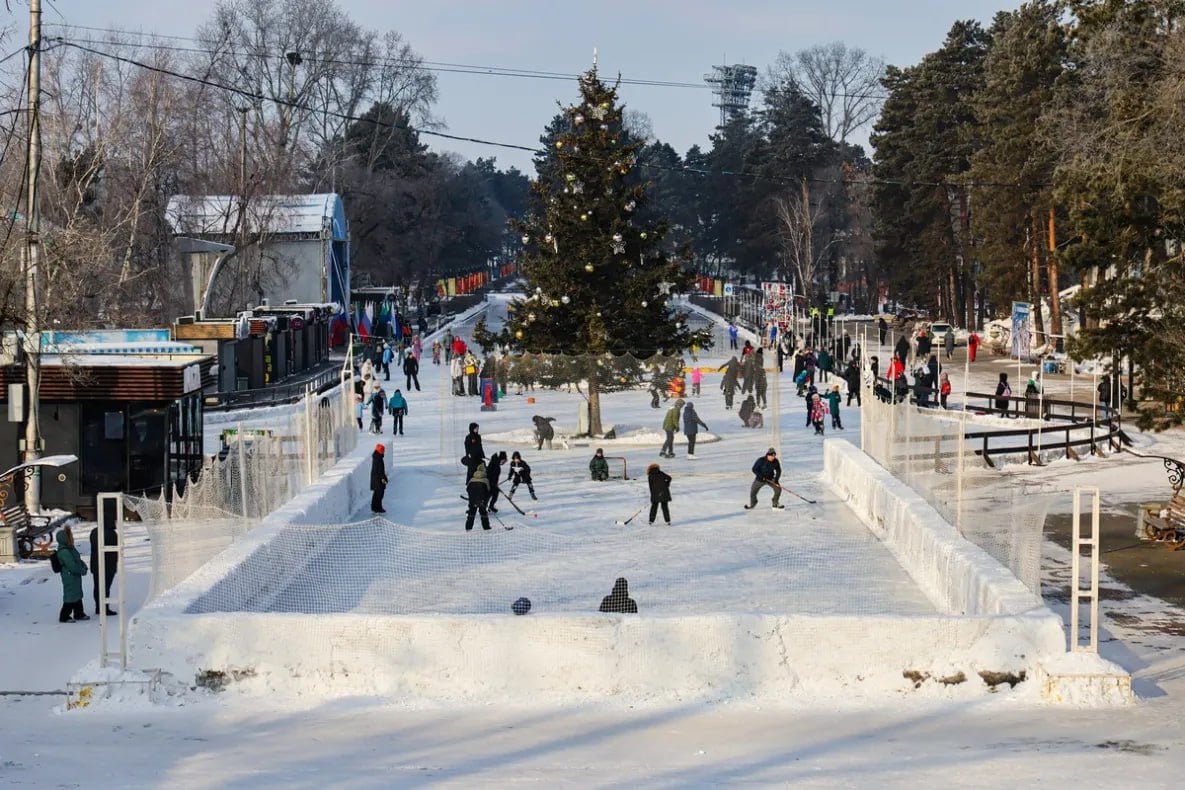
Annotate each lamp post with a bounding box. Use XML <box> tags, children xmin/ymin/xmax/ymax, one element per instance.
<box><xmin>0</xmin><ymin>454</ymin><xmax>78</xmax><ymax>562</ymax></box>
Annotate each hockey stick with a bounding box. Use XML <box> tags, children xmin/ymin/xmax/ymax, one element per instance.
<box><xmin>764</xmin><ymin>478</ymin><xmax>817</xmax><ymax>505</ymax></box>
<box><xmin>615</xmin><ymin>506</ymin><xmax>645</xmax><ymax>526</ymax></box>
<box><xmin>458</xmin><ymin>495</ymin><xmax>514</xmax><ymax>529</ymax></box>
<box><xmin>497</xmin><ymin>486</ymin><xmax>539</xmax><ymax>519</ymax></box>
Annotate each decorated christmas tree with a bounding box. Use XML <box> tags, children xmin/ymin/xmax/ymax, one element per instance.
<box><xmin>481</xmin><ymin>66</ymin><xmax>710</xmax><ymax>435</ymax></box>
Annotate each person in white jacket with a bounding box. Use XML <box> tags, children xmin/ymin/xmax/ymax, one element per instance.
<box><xmin>450</xmin><ymin>356</ymin><xmax>464</xmax><ymax>396</ymax></box>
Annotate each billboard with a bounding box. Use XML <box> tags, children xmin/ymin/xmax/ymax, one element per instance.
<box><xmin>1011</xmin><ymin>301</ymin><xmax>1032</xmax><ymax>361</ymax></box>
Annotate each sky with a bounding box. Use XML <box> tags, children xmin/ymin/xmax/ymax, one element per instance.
<box><xmin>44</xmin><ymin>0</ymin><xmax>1025</xmax><ymax>173</ymax></box>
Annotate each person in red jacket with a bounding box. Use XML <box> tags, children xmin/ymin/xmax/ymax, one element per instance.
<box><xmin>968</xmin><ymin>331</ymin><xmax>980</xmax><ymax>362</ymax></box>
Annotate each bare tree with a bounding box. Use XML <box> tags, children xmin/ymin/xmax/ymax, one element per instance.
<box><xmin>767</xmin><ymin>42</ymin><xmax>885</xmax><ymax>144</ymax></box>
<box><xmin>774</xmin><ymin>178</ymin><xmax>838</xmax><ymax>303</ymax></box>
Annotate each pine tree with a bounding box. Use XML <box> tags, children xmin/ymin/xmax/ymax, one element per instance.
<box><xmin>489</xmin><ymin>68</ymin><xmax>710</xmax><ymax>435</ymax></box>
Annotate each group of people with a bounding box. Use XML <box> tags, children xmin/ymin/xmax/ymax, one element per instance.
<box><xmin>658</xmin><ymin>399</ymin><xmax>710</xmax><ymax>459</ymax></box>
<box><xmin>354</xmin><ymin>361</ymin><xmax>410</xmax><ymax>436</ymax></box>
<box><xmin>460</xmin><ymin>422</ymin><xmax>536</xmax><ymax>531</ymax></box>
<box><xmin>52</xmin><ymin>519</ymin><xmax>120</xmax><ymax>624</ymax></box>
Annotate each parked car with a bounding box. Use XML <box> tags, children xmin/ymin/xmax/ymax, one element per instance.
<box><xmin>929</xmin><ymin>322</ymin><xmax>969</xmax><ymax>347</ymax></box>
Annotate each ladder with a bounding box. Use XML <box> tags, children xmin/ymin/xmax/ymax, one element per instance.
<box><xmin>1070</xmin><ymin>486</ymin><xmax>1101</xmax><ymax>652</ymax></box>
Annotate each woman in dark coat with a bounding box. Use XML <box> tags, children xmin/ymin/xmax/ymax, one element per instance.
<box><xmin>995</xmin><ymin>372</ymin><xmax>1012</xmax><ymax>415</ymax></box>
<box><xmin>370</xmin><ymin>443</ymin><xmax>388</xmax><ymax>513</ymax></box>
<box><xmin>646</xmin><ymin>463</ymin><xmax>672</xmax><ymax>526</ymax></box>
<box><xmin>55</xmin><ymin>529</ymin><xmax>89</xmax><ymax>623</ymax></box>
<box><xmin>463</xmin><ymin>422</ymin><xmax>484</xmax><ymax>482</ymax></box>
<box><xmin>599</xmin><ymin>577</ymin><xmax>638</xmax><ymax>613</ymax></box>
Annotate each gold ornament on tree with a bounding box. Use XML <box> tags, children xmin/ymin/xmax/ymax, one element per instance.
<box><xmin>584</xmin><ymin>263</ymin><xmax>595</xmax><ymax>272</ymax></box>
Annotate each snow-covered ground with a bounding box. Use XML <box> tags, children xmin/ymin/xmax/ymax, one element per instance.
<box><xmin>3</xmin><ymin>295</ymin><xmax>1185</xmax><ymax>787</ymax></box>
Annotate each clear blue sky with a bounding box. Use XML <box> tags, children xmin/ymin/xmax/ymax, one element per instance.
<box><xmin>49</xmin><ymin>0</ymin><xmax>1022</xmax><ymax>172</ymax></box>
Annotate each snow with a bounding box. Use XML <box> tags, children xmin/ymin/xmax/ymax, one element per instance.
<box><xmin>4</xmin><ymin>294</ymin><xmax>1185</xmax><ymax>785</ymax></box>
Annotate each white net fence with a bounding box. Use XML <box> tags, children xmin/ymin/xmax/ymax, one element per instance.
<box><xmin>128</xmin><ymin>374</ymin><xmax>359</xmax><ymax>601</ymax></box>
<box><xmin>859</xmin><ymin>376</ymin><xmax>1048</xmax><ymax>594</ymax></box>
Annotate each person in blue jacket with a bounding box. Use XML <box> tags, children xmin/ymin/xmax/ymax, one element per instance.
<box><xmin>55</xmin><ymin>529</ymin><xmax>90</xmax><ymax>623</ymax></box>
<box><xmin>744</xmin><ymin>448</ymin><xmax>784</xmax><ymax>510</ymax></box>
<box><xmin>387</xmin><ymin>389</ymin><xmax>408</xmax><ymax>436</ymax></box>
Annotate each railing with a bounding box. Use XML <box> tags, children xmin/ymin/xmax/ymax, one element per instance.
<box><xmin>966</xmin><ymin>392</ymin><xmax>1130</xmax><ymax>465</ymax></box>
<box><xmin>205</xmin><ymin>363</ymin><xmax>343</xmax><ymax>411</ymax></box>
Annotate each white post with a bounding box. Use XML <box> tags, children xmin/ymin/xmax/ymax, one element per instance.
<box><xmin>97</xmin><ymin>492</ymin><xmax>127</xmax><ymax>670</ymax></box>
<box><xmin>237</xmin><ymin>422</ymin><xmax>248</xmax><ymax>518</ymax></box>
<box><xmin>305</xmin><ymin>385</ymin><xmax>315</xmax><ymax>485</ymax></box>
<box><xmin>1071</xmin><ymin>486</ymin><xmax>1101</xmax><ymax>652</ymax></box>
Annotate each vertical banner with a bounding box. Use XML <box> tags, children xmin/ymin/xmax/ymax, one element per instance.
<box><xmin>1011</xmin><ymin>301</ymin><xmax>1032</xmax><ymax>361</ymax></box>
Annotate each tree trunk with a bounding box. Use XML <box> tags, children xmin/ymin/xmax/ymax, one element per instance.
<box><xmin>588</xmin><ymin>374</ymin><xmax>603</xmax><ymax>436</ymax></box>
<box><xmin>1047</xmin><ymin>228</ymin><xmax>1063</xmax><ymax>347</ymax></box>
<box><xmin>1029</xmin><ymin>212</ymin><xmax>1046</xmax><ymax>346</ymax></box>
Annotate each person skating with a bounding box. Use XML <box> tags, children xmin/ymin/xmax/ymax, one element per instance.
<box><xmin>745</xmin><ymin>448</ymin><xmax>784</xmax><ymax>510</ymax></box>
<box><xmin>660</xmin><ymin>399</ymin><xmax>683</xmax><ymax>458</ymax></box>
<box><xmin>354</xmin><ymin>393</ymin><xmax>365</xmax><ymax>430</ymax></box>
<box><xmin>589</xmin><ymin>448</ymin><xmax>610</xmax><ymax>481</ymax></box>
<box><xmin>944</xmin><ymin>327</ymin><xmax>955</xmax><ymax>360</ymax></box>
<box><xmin>968</xmin><ymin>331</ymin><xmax>980</xmax><ymax>362</ymax></box>
<box><xmin>878</xmin><ymin>316</ymin><xmax>888</xmax><ymax>345</ymax></box>
<box><xmin>810</xmin><ymin>392</ymin><xmax>829</xmax><ymax>435</ymax></box>
<box><xmin>381</xmin><ymin>342</ymin><xmax>393</xmax><ymax>381</ymax></box>
<box><xmin>388</xmin><ymin>389</ymin><xmax>408</xmax><ymax>435</ymax></box>
<box><xmin>894</xmin><ymin>335</ymin><xmax>911</xmax><ymax>369</ymax></box>
<box><xmin>88</xmin><ymin>519</ymin><xmax>119</xmax><ymax>616</ymax></box>
<box><xmin>719</xmin><ymin>356</ymin><xmax>740</xmax><ymax>410</ymax></box>
<box><xmin>508</xmin><ymin>451</ymin><xmax>537</xmax><ymax>500</ymax></box>
<box><xmin>368</xmin><ymin>384</ymin><xmax>386</xmax><ymax>434</ymax></box>
<box><xmin>486</xmin><ymin>450</ymin><xmax>507</xmax><ymax>513</ymax></box>
<box><xmin>681</xmin><ymin>401</ymin><xmax>709</xmax><ymax>458</ymax></box>
<box><xmin>728</xmin><ymin>321</ymin><xmax>738</xmax><ymax>350</ymax></box>
<box><xmin>465</xmin><ymin>461</ymin><xmax>492</xmax><ymax>531</ymax></box>
<box><xmin>825</xmin><ymin>385</ymin><xmax>843</xmax><ymax>430</ymax></box>
<box><xmin>690</xmin><ymin>366</ymin><xmax>702</xmax><ymax>396</ymax></box>
<box><xmin>599</xmin><ymin>577</ymin><xmax>638</xmax><ymax>613</ymax></box>
<box><xmin>54</xmin><ymin>528</ymin><xmax>89</xmax><ymax>623</ymax></box>
<box><xmin>940</xmin><ymin>372</ymin><xmax>951</xmax><ymax>409</ymax></box>
<box><xmin>803</xmin><ymin>383</ymin><xmax>818</xmax><ymax>427</ymax></box>
<box><xmin>739</xmin><ymin>395</ymin><xmax>756</xmax><ymax>427</ymax></box>
<box><xmin>463</xmin><ymin>422</ymin><xmax>484</xmax><ymax>482</ymax></box>
<box><xmin>646</xmin><ymin>463</ymin><xmax>672</xmax><ymax>525</ymax></box>
<box><xmin>754</xmin><ymin>361</ymin><xmax>768</xmax><ymax>409</ymax></box>
<box><xmin>403</xmin><ymin>352</ymin><xmax>421</xmax><ymax>392</ymax></box>
<box><xmin>370</xmin><ymin>443</ymin><xmax>388</xmax><ymax>513</ymax></box>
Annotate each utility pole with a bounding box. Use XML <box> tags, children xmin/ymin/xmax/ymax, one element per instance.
<box><xmin>23</xmin><ymin>0</ymin><xmax>43</xmax><ymax>512</ymax></box>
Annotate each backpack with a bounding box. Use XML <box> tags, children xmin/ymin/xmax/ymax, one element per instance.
<box><xmin>49</xmin><ymin>551</ymin><xmax>62</xmax><ymax>574</ymax></box>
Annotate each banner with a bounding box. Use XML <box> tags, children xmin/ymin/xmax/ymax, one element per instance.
<box><xmin>1011</xmin><ymin>301</ymin><xmax>1032</xmax><ymax>361</ymax></box>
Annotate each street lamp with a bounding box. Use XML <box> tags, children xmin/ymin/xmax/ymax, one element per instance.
<box><xmin>0</xmin><ymin>454</ymin><xmax>78</xmax><ymax>561</ymax></box>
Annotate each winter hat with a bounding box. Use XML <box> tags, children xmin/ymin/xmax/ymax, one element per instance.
<box><xmin>766</xmin><ymin>448</ymin><xmax>777</xmax><ymax>456</ymax></box>
<box><xmin>675</xmin><ymin>399</ymin><xmax>685</xmax><ymax>407</ymax></box>
<box><xmin>469</xmin><ymin>422</ymin><xmax>479</xmax><ymax>431</ymax></box>
<box><xmin>375</xmin><ymin>443</ymin><xmax>385</xmax><ymax>454</ymax></box>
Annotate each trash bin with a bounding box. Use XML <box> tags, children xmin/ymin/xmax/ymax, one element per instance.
<box><xmin>1024</xmin><ymin>395</ymin><xmax>1040</xmax><ymax>419</ymax></box>
<box><xmin>480</xmin><ymin>377</ymin><xmax>497</xmax><ymax>411</ymax></box>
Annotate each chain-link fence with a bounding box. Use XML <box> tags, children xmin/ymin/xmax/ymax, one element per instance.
<box><xmin>860</xmin><ymin>377</ymin><xmax>1048</xmax><ymax>594</ymax></box>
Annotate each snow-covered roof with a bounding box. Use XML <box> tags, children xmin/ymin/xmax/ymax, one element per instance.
<box><xmin>165</xmin><ymin>193</ymin><xmax>348</xmax><ymax>240</ymax></box>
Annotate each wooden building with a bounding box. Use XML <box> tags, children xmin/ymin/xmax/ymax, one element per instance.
<box><xmin>0</xmin><ymin>332</ymin><xmax>214</xmax><ymax>514</ymax></box>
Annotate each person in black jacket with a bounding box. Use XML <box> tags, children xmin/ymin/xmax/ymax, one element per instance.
<box><xmin>508</xmin><ymin>451</ymin><xmax>536</xmax><ymax>499</ymax></box>
<box><xmin>844</xmin><ymin>360</ymin><xmax>862</xmax><ymax>407</ymax></box>
<box><xmin>745</xmin><ymin>448</ymin><xmax>784</xmax><ymax>510</ymax></box>
<box><xmin>88</xmin><ymin>520</ymin><xmax>119</xmax><ymax>616</ymax></box>
<box><xmin>599</xmin><ymin>577</ymin><xmax>638</xmax><ymax>613</ymax></box>
<box><xmin>486</xmin><ymin>450</ymin><xmax>507</xmax><ymax>513</ymax></box>
<box><xmin>646</xmin><ymin>463</ymin><xmax>672</xmax><ymax>525</ymax></box>
<box><xmin>370</xmin><ymin>443</ymin><xmax>388</xmax><ymax>513</ymax></box>
<box><xmin>465</xmin><ymin>462</ymin><xmax>492</xmax><ymax>531</ymax></box>
<box><xmin>403</xmin><ymin>353</ymin><xmax>421</xmax><ymax>391</ymax></box>
<box><xmin>463</xmin><ymin>422</ymin><xmax>484</xmax><ymax>482</ymax></box>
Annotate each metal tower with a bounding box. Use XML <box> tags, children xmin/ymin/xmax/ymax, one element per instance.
<box><xmin>704</xmin><ymin>64</ymin><xmax>758</xmax><ymax>127</ymax></box>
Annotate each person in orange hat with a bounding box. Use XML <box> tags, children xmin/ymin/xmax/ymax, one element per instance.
<box><xmin>371</xmin><ymin>443</ymin><xmax>388</xmax><ymax>513</ymax></box>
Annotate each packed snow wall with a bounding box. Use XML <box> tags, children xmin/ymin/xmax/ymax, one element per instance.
<box><xmin>129</xmin><ymin>434</ymin><xmax>1071</xmax><ymax>704</ymax></box>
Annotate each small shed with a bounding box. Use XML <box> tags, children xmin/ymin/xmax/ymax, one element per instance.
<box><xmin>0</xmin><ymin>330</ymin><xmax>215</xmax><ymax>514</ymax></box>
<box><xmin>166</xmin><ymin>193</ymin><xmax>350</xmax><ymax>315</ymax></box>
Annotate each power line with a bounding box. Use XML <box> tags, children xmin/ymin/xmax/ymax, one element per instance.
<box><xmin>46</xmin><ymin>23</ymin><xmax>894</xmax><ymax>100</ymax></box>
<box><xmin>53</xmin><ymin>40</ymin><xmax>1040</xmax><ymax>192</ymax></box>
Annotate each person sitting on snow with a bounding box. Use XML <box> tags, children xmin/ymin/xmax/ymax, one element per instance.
<box><xmin>599</xmin><ymin>577</ymin><xmax>638</xmax><ymax>614</ymax></box>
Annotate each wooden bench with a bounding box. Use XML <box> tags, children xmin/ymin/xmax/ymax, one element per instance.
<box><xmin>1142</xmin><ymin>491</ymin><xmax>1185</xmax><ymax>550</ymax></box>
